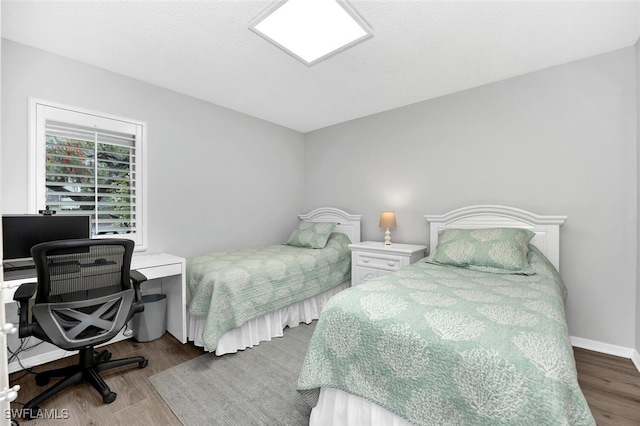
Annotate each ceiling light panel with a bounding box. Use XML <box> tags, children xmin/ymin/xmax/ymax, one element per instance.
<box><xmin>250</xmin><ymin>0</ymin><xmax>372</xmax><ymax>66</ymax></box>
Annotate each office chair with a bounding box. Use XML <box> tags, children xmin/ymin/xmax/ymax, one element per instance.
<box><xmin>13</xmin><ymin>238</ymin><xmax>148</xmax><ymax>419</ymax></box>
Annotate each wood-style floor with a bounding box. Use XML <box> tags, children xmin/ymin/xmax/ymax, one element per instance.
<box><xmin>8</xmin><ymin>335</ymin><xmax>640</xmax><ymax>425</ymax></box>
<box><xmin>8</xmin><ymin>335</ymin><xmax>203</xmax><ymax>425</ymax></box>
<box><xmin>573</xmin><ymin>347</ymin><xmax>640</xmax><ymax>426</ymax></box>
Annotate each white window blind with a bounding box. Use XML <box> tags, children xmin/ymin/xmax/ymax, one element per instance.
<box><xmin>45</xmin><ymin>120</ymin><xmax>137</xmax><ymax>236</ymax></box>
<box><xmin>30</xmin><ymin>99</ymin><xmax>147</xmax><ymax>248</ymax></box>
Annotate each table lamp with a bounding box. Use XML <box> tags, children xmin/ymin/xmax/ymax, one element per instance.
<box><xmin>379</xmin><ymin>211</ymin><xmax>397</xmax><ymax>245</ymax></box>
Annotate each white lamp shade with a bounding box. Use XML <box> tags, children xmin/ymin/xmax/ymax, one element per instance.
<box><xmin>379</xmin><ymin>211</ymin><xmax>397</xmax><ymax>228</ymax></box>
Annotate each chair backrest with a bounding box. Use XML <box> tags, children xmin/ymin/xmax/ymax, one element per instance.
<box><xmin>31</xmin><ymin>238</ymin><xmax>135</xmax><ymax>304</ymax></box>
<box><xmin>30</xmin><ymin>238</ymin><xmax>137</xmax><ymax>348</ymax></box>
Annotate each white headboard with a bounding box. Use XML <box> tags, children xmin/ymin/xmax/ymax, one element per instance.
<box><xmin>425</xmin><ymin>205</ymin><xmax>566</xmax><ymax>271</ymax></box>
<box><xmin>299</xmin><ymin>207</ymin><xmax>362</xmax><ymax>243</ymax></box>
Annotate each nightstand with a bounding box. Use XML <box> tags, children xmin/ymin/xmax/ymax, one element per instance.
<box><xmin>348</xmin><ymin>241</ymin><xmax>427</xmax><ymax>286</ymax></box>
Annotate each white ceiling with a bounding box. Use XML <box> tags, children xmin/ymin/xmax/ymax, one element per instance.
<box><xmin>2</xmin><ymin>1</ymin><xmax>640</xmax><ymax>133</ymax></box>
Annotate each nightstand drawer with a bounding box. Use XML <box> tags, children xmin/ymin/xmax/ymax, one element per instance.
<box><xmin>355</xmin><ymin>252</ymin><xmax>403</xmax><ymax>271</ymax></box>
<box><xmin>349</xmin><ymin>241</ymin><xmax>427</xmax><ymax>288</ymax></box>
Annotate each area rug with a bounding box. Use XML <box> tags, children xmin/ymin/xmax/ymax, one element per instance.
<box><xmin>150</xmin><ymin>322</ymin><xmax>316</xmax><ymax>425</ymax></box>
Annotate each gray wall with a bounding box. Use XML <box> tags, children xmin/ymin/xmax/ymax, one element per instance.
<box><xmin>2</xmin><ymin>39</ymin><xmax>638</xmax><ymax>349</ymax></box>
<box><xmin>1</xmin><ymin>39</ymin><xmax>305</xmax><ymax>258</ymax></box>
<box><xmin>304</xmin><ymin>47</ymin><xmax>637</xmax><ymax>347</ymax></box>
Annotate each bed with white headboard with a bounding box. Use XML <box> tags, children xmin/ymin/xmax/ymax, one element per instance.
<box><xmin>425</xmin><ymin>204</ymin><xmax>567</xmax><ymax>270</ymax></box>
<box><xmin>299</xmin><ymin>205</ymin><xmax>594</xmax><ymax>426</ymax></box>
<box><xmin>187</xmin><ymin>207</ymin><xmax>361</xmax><ymax>355</ymax></box>
<box><xmin>299</xmin><ymin>206</ymin><xmax>362</xmax><ymax>244</ymax></box>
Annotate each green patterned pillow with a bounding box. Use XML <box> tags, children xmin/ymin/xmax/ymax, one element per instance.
<box><xmin>426</xmin><ymin>227</ymin><xmax>536</xmax><ymax>275</ymax></box>
<box><xmin>286</xmin><ymin>221</ymin><xmax>337</xmax><ymax>249</ymax></box>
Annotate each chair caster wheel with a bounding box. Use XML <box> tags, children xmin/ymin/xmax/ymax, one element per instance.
<box><xmin>35</xmin><ymin>374</ymin><xmax>50</xmax><ymax>386</ymax></box>
<box><xmin>95</xmin><ymin>349</ymin><xmax>112</xmax><ymax>362</ymax></box>
<box><xmin>139</xmin><ymin>359</ymin><xmax>148</xmax><ymax>369</ymax></box>
<box><xmin>103</xmin><ymin>391</ymin><xmax>117</xmax><ymax>404</ymax></box>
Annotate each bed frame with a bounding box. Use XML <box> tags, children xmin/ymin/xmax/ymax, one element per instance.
<box><xmin>300</xmin><ymin>207</ymin><xmax>362</xmax><ymax>243</ymax></box>
<box><xmin>188</xmin><ymin>207</ymin><xmax>361</xmax><ymax>355</ymax></box>
<box><xmin>310</xmin><ymin>205</ymin><xmax>570</xmax><ymax>426</ymax></box>
<box><xmin>425</xmin><ymin>205</ymin><xmax>566</xmax><ymax>271</ymax></box>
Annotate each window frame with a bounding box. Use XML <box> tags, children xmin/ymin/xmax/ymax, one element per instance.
<box><xmin>28</xmin><ymin>98</ymin><xmax>148</xmax><ymax>250</ymax></box>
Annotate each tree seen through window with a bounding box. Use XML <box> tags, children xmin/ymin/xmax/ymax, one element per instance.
<box><xmin>45</xmin><ymin>135</ymin><xmax>135</xmax><ymax>236</ymax></box>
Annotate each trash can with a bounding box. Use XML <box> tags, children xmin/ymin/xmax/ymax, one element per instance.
<box><xmin>131</xmin><ymin>293</ymin><xmax>167</xmax><ymax>342</ymax></box>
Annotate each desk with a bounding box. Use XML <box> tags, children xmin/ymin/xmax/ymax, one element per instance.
<box><xmin>4</xmin><ymin>252</ymin><xmax>187</xmax><ymax>373</ymax></box>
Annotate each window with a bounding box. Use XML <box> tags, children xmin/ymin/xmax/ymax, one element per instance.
<box><xmin>29</xmin><ymin>99</ymin><xmax>147</xmax><ymax>249</ymax></box>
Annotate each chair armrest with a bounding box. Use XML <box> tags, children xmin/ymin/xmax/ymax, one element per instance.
<box><xmin>129</xmin><ymin>270</ymin><xmax>147</xmax><ymax>312</ymax></box>
<box><xmin>13</xmin><ymin>282</ymin><xmax>37</xmax><ymax>302</ymax></box>
<box><xmin>130</xmin><ymin>270</ymin><xmax>147</xmax><ymax>286</ymax></box>
<box><xmin>13</xmin><ymin>282</ymin><xmax>37</xmax><ymax>338</ymax></box>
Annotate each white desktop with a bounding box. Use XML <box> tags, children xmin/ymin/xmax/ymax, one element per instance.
<box><xmin>4</xmin><ymin>253</ymin><xmax>187</xmax><ymax>373</ymax></box>
<box><xmin>2</xmin><ymin>215</ymin><xmax>187</xmax><ymax>373</ymax></box>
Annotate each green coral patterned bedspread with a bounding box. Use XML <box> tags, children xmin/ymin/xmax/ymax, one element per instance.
<box><xmin>186</xmin><ymin>232</ymin><xmax>351</xmax><ymax>352</ymax></box>
<box><xmin>297</xmin><ymin>245</ymin><xmax>595</xmax><ymax>426</ymax></box>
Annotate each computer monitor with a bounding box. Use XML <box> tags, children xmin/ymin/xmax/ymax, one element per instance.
<box><xmin>2</xmin><ymin>214</ymin><xmax>91</xmax><ymax>262</ymax></box>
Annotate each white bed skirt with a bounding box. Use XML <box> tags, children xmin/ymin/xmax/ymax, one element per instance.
<box><xmin>188</xmin><ymin>281</ymin><xmax>349</xmax><ymax>355</ymax></box>
<box><xmin>310</xmin><ymin>388</ymin><xmax>411</xmax><ymax>426</ymax></box>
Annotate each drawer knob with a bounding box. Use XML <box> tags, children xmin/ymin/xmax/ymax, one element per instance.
<box><xmin>387</xmin><ymin>261</ymin><xmax>395</xmax><ymax>267</ymax></box>
<box><xmin>363</xmin><ymin>273</ymin><xmax>374</xmax><ymax>281</ymax></box>
<box><xmin>362</xmin><ymin>257</ymin><xmax>370</xmax><ymax>263</ymax></box>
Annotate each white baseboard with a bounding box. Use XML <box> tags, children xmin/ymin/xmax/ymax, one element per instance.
<box><xmin>632</xmin><ymin>350</ymin><xmax>640</xmax><ymax>372</ymax></box>
<box><xmin>571</xmin><ymin>335</ymin><xmax>640</xmax><ymax>372</ymax></box>
<box><xmin>8</xmin><ymin>348</ymin><xmax>74</xmax><ymax>374</ymax></box>
<box><xmin>8</xmin><ymin>330</ymin><xmax>130</xmax><ymax>374</ymax></box>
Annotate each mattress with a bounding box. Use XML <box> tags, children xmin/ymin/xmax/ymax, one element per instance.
<box><xmin>297</xmin><ymin>245</ymin><xmax>595</xmax><ymax>425</ymax></box>
<box><xmin>186</xmin><ymin>232</ymin><xmax>351</xmax><ymax>352</ymax></box>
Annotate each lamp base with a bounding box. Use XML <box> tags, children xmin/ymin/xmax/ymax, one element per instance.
<box><xmin>384</xmin><ymin>228</ymin><xmax>391</xmax><ymax>245</ymax></box>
